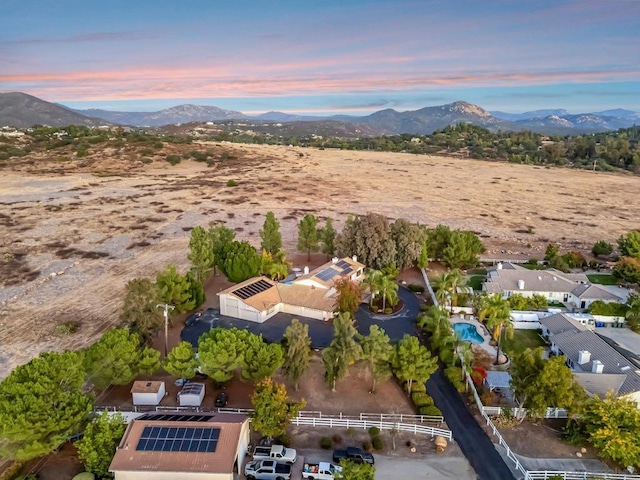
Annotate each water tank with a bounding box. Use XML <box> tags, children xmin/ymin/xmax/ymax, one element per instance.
<box><xmin>517</xmin><ymin>279</ymin><xmax>525</xmax><ymax>290</ymax></box>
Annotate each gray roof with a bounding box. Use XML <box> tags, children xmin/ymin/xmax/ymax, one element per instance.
<box><xmin>551</xmin><ymin>329</ymin><xmax>640</xmax><ymax>395</ymax></box>
<box><xmin>485</xmin><ymin>268</ymin><xmax>587</xmax><ymax>294</ymax></box>
<box><xmin>540</xmin><ymin>313</ymin><xmax>587</xmax><ymax>335</ymax></box>
<box><xmin>571</xmin><ymin>284</ymin><xmax>623</xmax><ymax>301</ymax></box>
<box><xmin>485</xmin><ymin>371</ymin><xmax>512</xmax><ymax>389</ymax></box>
<box><xmin>573</xmin><ymin>372</ymin><xmax>627</xmax><ymax>397</ymax></box>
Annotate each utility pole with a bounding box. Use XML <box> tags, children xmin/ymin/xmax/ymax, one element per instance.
<box><xmin>157</xmin><ymin>303</ymin><xmax>175</xmax><ymax>357</ymax></box>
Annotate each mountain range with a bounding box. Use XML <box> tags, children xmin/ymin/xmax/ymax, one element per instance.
<box><xmin>1</xmin><ymin>92</ymin><xmax>638</xmax><ymax>136</ymax></box>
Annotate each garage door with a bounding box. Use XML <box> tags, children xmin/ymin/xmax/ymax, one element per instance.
<box><xmin>225</xmin><ymin>297</ymin><xmax>239</xmax><ymax>318</ymax></box>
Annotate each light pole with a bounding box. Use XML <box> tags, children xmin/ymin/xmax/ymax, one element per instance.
<box><xmin>157</xmin><ymin>303</ymin><xmax>175</xmax><ymax>356</ymax></box>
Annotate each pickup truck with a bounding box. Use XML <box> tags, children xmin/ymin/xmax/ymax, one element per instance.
<box><xmin>252</xmin><ymin>444</ymin><xmax>297</xmax><ymax>464</ymax></box>
<box><xmin>332</xmin><ymin>446</ymin><xmax>375</xmax><ymax>465</ymax></box>
<box><xmin>302</xmin><ymin>461</ymin><xmax>342</xmax><ymax>480</ymax></box>
<box><xmin>244</xmin><ymin>459</ymin><xmax>291</xmax><ymax>480</ymax></box>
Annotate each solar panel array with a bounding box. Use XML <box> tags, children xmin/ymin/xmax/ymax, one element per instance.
<box><xmin>179</xmin><ymin>383</ymin><xmax>204</xmax><ymax>396</ymax></box>
<box><xmin>136</xmin><ymin>426</ymin><xmax>220</xmax><ymax>453</ymax></box>
<box><xmin>336</xmin><ymin>260</ymin><xmax>351</xmax><ymax>269</ymax></box>
<box><xmin>341</xmin><ymin>267</ymin><xmax>353</xmax><ymax>275</ymax></box>
<box><xmin>232</xmin><ymin>279</ymin><xmax>273</xmax><ymax>300</ymax></box>
<box><xmin>316</xmin><ymin>268</ymin><xmax>340</xmax><ymax>281</ymax></box>
<box><xmin>139</xmin><ymin>413</ymin><xmax>213</xmax><ymax>422</ymax></box>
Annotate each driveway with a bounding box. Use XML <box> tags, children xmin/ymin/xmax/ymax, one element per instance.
<box><xmin>180</xmin><ymin>285</ymin><xmax>421</xmax><ymax>348</ymax></box>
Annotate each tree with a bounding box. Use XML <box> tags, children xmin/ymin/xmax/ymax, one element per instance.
<box><xmin>416</xmin><ymin>242</ymin><xmax>429</xmax><ymax>269</ymax></box>
<box><xmin>334</xmin><ymin>278</ymin><xmax>362</xmax><ymax>314</ymax></box>
<box><xmin>442</xmin><ymin>230</ymin><xmax>483</xmax><ymax>269</ymax></box>
<box><xmin>156</xmin><ymin>264</ymin><xmax>195</xmax><ymax>314</ymax></box>
<box><xmin>545</xmin><ymin>243</ymin><xmax>560</xmax><ymax>261</ymax></box>
<box><xmin>259</xmin><ymin>250</ymin><xmax>289</xmax><ymax>281</ymax></box>
<box><xmin>625</xmin><ymin>293</ymin><xmax>640</xmax><ymax>333</ymax></box>
<box><xmin>208</xmin><ymin>222</ymin><xmax>235</xmax><ymax>273</ymax></box>
<box><xmin>510</xmin><ymin>347</ymin><xmax>584</xmax><ymax>420</ymax></box>
<box><xmin>164</xmin><ymin>341</ymin><xmax>199</xmax><ymax>380</ymax></box>
<box><xmin>119</xmin><ymin>278</ymin><xmax>163</xmax><ymax>345</ymax></box>
<box><xmin>390</xmin><ymin>218</ymin><xmax>427</xmax><ymax>270</ymax></box>
<box><xmin>187</xmin><ymin>225</ymin><xmax>214</xmax><ymax>282</ymax></box>
<box><xmin>76</xmin><ymin>411</ymin><xmax>126</xmax><ymax>478</ymax></box>
<box><xmin>618</xmin><ymin>231</ymin><xmax>640</xmax><ymax>259</ymax></box>
<box><xmin>592</xmin><ymin>240</ymin><xmax>613</xmax><ymax>258</ymax></box>
<box><xmin>297</xmin><ymin>213</ymin><xmax>320</xmax><ymax>260</ymax></box>
<box><xmin>260</xmin><ymin>211</ymin><xmax>282</xmax><ymax>256</ymax></box>
<box><xmin>218</xmin><ymin>241</ymin><xmax>261</xmax><ymax>283</ymax></box>
<box><xmin>0</xmin><ymin>351</ymin><xmax>92</xmax><ymax>461</ymax></box>
<box><xmin>138</xmin><ymin>347</ymin><xmax>161</xmax><ymax>374</ymax></box>
<box><xmin>391</xmin><ymin>334</ymin><xmax>437</xmax><ymax>394</ymax></box>
<box><xmin>282</xmin><ymin>319</ymin><xmax>312</xmax><ymax>390</ymax></box>
<box><xmin>335</xmin><ymin>460</ymin><xmax>375</xmax><ymax>480</ymax></box>
<box><xmin>323</xmin><ymin>312</ymin><xmax>362</xmax><ymax>392</ymax></box>
<box><xmin>433</xmin><ymin>269</ymin><xmax>465</xmax><ymax>314</ymax></box>
<box><xmin>198</xmin><ymin>328</ymin><xmax>248</xmax><ymax>384</ymax></box>
<box><xmin>84</xmin><ymin>328</ymin><xmax>150</xmax><ymax>389</ymax></box>
<box><xmin>417</xmin><ymin>306</ymin><xmax>451</xmax><ymax>347</ymax></box>
<box><xmin>426</xmin><ymin>224</ymin><xmax>452</xmax><ymax>261</ymax></box>
<box><xmin>320</xmin><ymin>218</ymin><xmax>336</xmax><ymax>258</ymax></box>
<box><xmin>250</xmin><ymin>378</ymin><xmax>305</xmax><ymax>440</ymax></box>
<box><xmin>377</xmin><ymin>274</ymin><xmax>399</xmax><ymax>311</ymax></box>
<box><xmin>614</xmin><ymin>256</ymin><xmax>640</xmax><ymax>284</ymax></box>
<box><xmin>185</xmin><ymin>270</ymin><xmax>206</xmax><ymax>309</ymax></box>
<box><xmin>336</xmin><ymin>213</ymin><xmax>396</xmax><ymax>270</ymax></box>
<box><xmin>361</xmin><ymin>269</ymin><xmax>383</xmax><ymax>307</ymax></box>
<box><xmin>241</xmin><ymin>334</ymin><xmax>284</xmax><ymax>381</ymax></box>
<box><xmin>359</xmin><ymin>325</ymin><xmax>393</xmax><ymax>392</ymax></box>
<box><xmin>478</xmin><ymin>293</ymin><xmax>512</xmax><ymax>363</ymax></box>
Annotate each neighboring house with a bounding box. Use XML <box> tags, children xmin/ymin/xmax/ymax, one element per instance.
<box><xmin>484</xmin><ymin>262</ymin><xmax>624</xmax><ymax>311</ymax></box>
<box><xmin>218</xmin><ymin>256</ymin><xmax>365</xmax><ymax>322</ymax></box>
<box><xmin>540</xmin><ymin>313</ymin><xmax>640</xmax><ymax>405</ymax></box>
<box><xmin>109</xmin><ymin>412</ymin><xmax>250</xmax><ymax>480</ymax></box>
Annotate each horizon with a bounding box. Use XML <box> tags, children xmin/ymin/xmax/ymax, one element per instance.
<box><xmin>1</xmin><ymin>1</ymin><xmax>639</xmax><ymax>114</ymax></box>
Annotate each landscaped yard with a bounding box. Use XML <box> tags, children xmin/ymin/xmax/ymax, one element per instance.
<box><xmin>502</xmin><ymin>329</ymin><xmax>546</xmax><ymax>356</ymax></box>
<box><xmin>466</xmin><ymin>275</ymin><xmax>484</xmax><ymax>291</ymax></box>
<box><xmin>586</xmin><ymin>273</ymin><xmax>618</xmax><ymax>285</ymax></box>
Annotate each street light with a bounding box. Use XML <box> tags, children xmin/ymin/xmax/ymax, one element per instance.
<box><xmin>157</xmin><ymin>303</ymin><xmax>175</xmax><ymax>356</ymax></box>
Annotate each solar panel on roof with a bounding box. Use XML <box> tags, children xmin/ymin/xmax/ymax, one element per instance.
<box><xmin>179</xmin><ymin>383</ymin><xmax>204</xmax><ymax>396</ymax></box>
<box><xmin>136</xmin><ymin>426</ymin><xmax>221</xmax><ymax>453</ymax></box>
<box><xmin>337</xmin><ymin>260</ymin><xmax>351</xmax><ymax>269</ymax></box>
<box><xmin>316</xmin><ymin>268</ymin><xmax>339</xmax><ymax>281</ymax></box>
<box><xmin>139</xmin><ymin>413</ymin><xmax>213</xmax><ymax>423</ymax></box>
<box><xmin>341</xmin><ymin>267</ymin><xmax>353</xmax><ymax>275</ymax></box>
<box><xmin>232</xmin><ymin>278</ymin><xmax>273</xmax><ymax>300</ymax></box>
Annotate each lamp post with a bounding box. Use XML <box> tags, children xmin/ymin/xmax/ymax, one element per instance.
<box><xmin>157</xmin><ymin>303</ymin><xmax>175</xmax><ymax>356</ymax></box>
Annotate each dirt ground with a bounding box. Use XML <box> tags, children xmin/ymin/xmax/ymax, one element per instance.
<box><xmin>2</xmin><ymin>143</ymin><xmax>640</xmax><ymax>378</ymax></box>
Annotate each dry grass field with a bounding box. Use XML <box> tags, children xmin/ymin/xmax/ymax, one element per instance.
<box><xmin>1</xmin><ymin>141</ymin><xmax>639</xmax><ymax>378</ymax></box>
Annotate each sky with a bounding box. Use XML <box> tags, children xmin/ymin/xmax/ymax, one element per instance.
<box><xmin>1</xmin><ymin>0</ymin><xmax>639</xmax><ymax>115</ymax></box>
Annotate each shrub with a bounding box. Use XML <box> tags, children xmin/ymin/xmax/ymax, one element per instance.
<box><xmin>410</xmin><ymin>382</ymin><xmax>427</xmax><ymax>394</ymax></box>
<box><xmin>165</xmin><ymin>154</ymin><xmax>181</xmax><ymax>165</ymax></box>
<box><xmin>411</xmin><ymin>392</ymin><xmax>433</xmax><ymax>407</ymax></box>
<box><xmin>362</xmin><ymin>440</ymin><xmax>373</xmax><ymax>452</ymax></box>
<box><xmin>277</xmin><ymin>432</ymin><xmax>292</xmax><ymax>447</ymax></box>
<box><xmin>419</xmin><ymin>304</ymin><xmax>430</xmax><ymax>312</ymax></box>
<box><xmin>367</xmin><ymin>427</ymin><xmax>380</xmax><ymax>438</ymax></box>
<box><xmin>345</xmin><ymin>427</ymin><xmax>356</xmax><ymax>436</ymax></box>
<box><xmin>419</xmin><ymin>405</ymin><xmax>442</xmax><ymax>416</ymax></box>
<box><xmin>331</xmin><ymin>434</ymin><xmax>343</xmax><ymax>445</ymax></box>
<box><xmin>54</xmin><ymin>321</ymin><xmax>80</xmax><ymax>335</ymax></box>
<box><xmin>408</xmin><ymin>284</ymin><xmax>425</xmax><ymax>293</ymax></box>
<box><xmin>371</xmin><ymin>436</ymin><xmax>384</xmax><ymax>450</ymax></box>
<box><xmin>0</xmin><ymin>462</ymin><xmax>23</xmax><ymax>480</ymax></box>
<box><xmin>320</xmin><ymin>437</ymin><xmax>332</xmax><ymax>449</ymax></box>
<box><xmin>226</xmin><ymin>179</ymin><xmax>238</xmax><ymax>187</ymax></box>
<box><xmin>444</xmin><ymin>366</ymin><xmax>465</xmax><ymax>392</ymax></box>
<box><xmin>384</xmin><ymin>307</ymin><xmax>392</xmax><ymax>314</ymax></box>
<box><xmin>141</xmin><ymin>157</ymin><xmax>153</xmax><ymax>164</ymax></box>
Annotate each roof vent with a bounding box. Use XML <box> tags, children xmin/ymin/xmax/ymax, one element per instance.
<box><xmin>517</xmin><ymin>279</ymin><xmax>525</xmax><ymax>290</ymax></box>
<box><xmin>592</xmin><ymin>360</ymin><xmax>604</xmax><ymax>374</ymax></box>
<box><xmin>332</xmin><ymin>257</ymin><xmax>339</xmax><ymax>264</ymax></box>
<box><xmin>621</xmin><ymin>365</ymin><xmax>631</xmax><ymax>372</ymax></box>
<box><xmin>553</xmin><ymin>276</ymin><xmax>557</xmax><ymax>281</ymax></box>
<box><xmin>538</xmin><ymin>275</ymin><xmax>542</xmax><ymax>280</ymax></box>
<box><xmin>497</xmin><ymin>262</ymin><xmax>503</xmax><ymax>270</ymax></box>
<box><xmin>578</xmin><ymin>350</ymin><xmax>591</xmax><ymax>365</ymax></box>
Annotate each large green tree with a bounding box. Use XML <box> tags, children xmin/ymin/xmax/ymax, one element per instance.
<box><xmin>76</xmin><ymin>411</ymin><xmax>126</xmax><ymax>478</ymax></box>
<box><xmin>282</xmin><ymin>319</ymin><xmax>312</xmax><ymax>391</ymax></box>
<box><xmin>391</xmin><ymin>334</ymin><xmax>438</xmax><ymax>394</ymax></box>
<box><xmin>626</xmin><ymin>293</ymin><xmax>640</xmax><ymax>333</ymax></box>
<box><xmin>478</xmin><ymin>293</ymin><xmax>512</xmax><ymax>363</ymax></box>
<box><xmin>164</xmin><ymin>341</ymin><xmax>199</xmax><ymax>380</ymax></box>
<box><xmin>119</xmin><ymin>277</ymin><xmax>163</xmax><ymax>345</ymax></box>
<box><xmin>188</xmin><ymin>225</ymin><xmax>215</xmax><ymax>283</ymax></box>
<box><xmin>334</xmin><ymin>278</ymin><xmax>363</xmax><ymax>314</ymax></box>
<box><xmin>442</xmin><ymin>230</ymin><xmax>483</xmax><ymax>269</ymax></box>
<box><xmin>197</xmin><ymin>328</ymin><xmax>248</xmax><ymax>384</ymax></box>
<box><xmin>618</xmin><ymin>230</ymin><xmax>640</xmax><ymax>259</ymax></box>
<box><xmin>614</xmin><ymin>256</ymin><xmax>640</xmax><ymax>284</ymax></box>
<box><xmin>208</xmin><ymin>222</ymin><xmax>235</xmax><ymax>274</ymax></box>
<box><xmin>426</xmin><ymin>224</ymin><xmax>452</xmax><ymax>261</ymax></box>
<box><xmin>591</xmin><ymin>240</ymin><xmax>613</xmax><ymax>257</ymax></box>
<box><xmin>336</xmin><ymin>213</ymin><xmax>396</xmax><ymax>270</ymax></box>
<box><xmin>359</xmin><ymin>325</ymin><xmax>393</xmax><ymax>392</ymax></box>
<box><xmin>250</xmin><ymin>378</ymin><xmax>305</xmax><ymax>440</ymax></box>
<box><xmin>390</xmin><ymin>218</ymin><xmax>427</xmax><ymax>270</ymax></box>
<box><xmin>260</xmin><ymin>211</ymin><xmax>282</xmax><ymax>256</ymax></box>
<box><xmin>297</xmin><ymin>213</ymin><xmax>320</xmax><ymax>260</ymax></box>
<box><xmin>218</xmin><ymin>241</ymin><xmax>261</xmax><ymax>283</ymax></box>
<box><xmin>336</xmin><ymin>460</ymin><xmax>375</xmax><ymax>480</ymax></box>
<box><xmin>156</xmin><ymin>264</ymin><xmax>195</xmax><ymax>314</ymax></box>
<box><xmin>241</xmin><ymin>334</ymin><xmax>284</xmax><ymax>381</ymax></box>
<box><xmin>416</xmin><ymin>242</ymin><xmax>429</xmax><ymax>269</ymax></box>
<box><xmin>323</xmin><ymin>312</ymin><xmax>362</xmax><ymax>392</ymax></box>
<box><xmin>320</xmin><ymin>218</ymin><xmax>336</xmax><ymax>258</ymax></box>
<box><xmin>0</xmin><ymin>351</ymin><xmax>92</xmax><ymax>461</ymax></box>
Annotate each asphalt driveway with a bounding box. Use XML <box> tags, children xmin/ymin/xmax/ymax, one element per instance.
<box><xmin>180</xmin><ymin>285</ymin><xmax>421</xmax><ymax>348</ymax></box>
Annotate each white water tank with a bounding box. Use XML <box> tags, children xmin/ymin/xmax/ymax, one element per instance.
<box><xmin>592</xmin><ymin>360</ymin><xmax>604</xmax><ymax>374</ymax></box>
<box><xmin>578</xmin><ymin>350</ymin><xmax>591</xmax><ymax>365</ymax></box>
<box><xmin>517</xmin><ymin>279</ymin><xmax>525</xmax><ymax>290</ymax></box>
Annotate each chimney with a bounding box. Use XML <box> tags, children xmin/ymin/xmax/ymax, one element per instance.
<box><xmin>303</xmin><ymin>266</ymin><xmax>309</xmax><ymax>275</ymax></box>
<box><xmin>332</xmin><ymin>257</ymin><xmax>339</xmax><ymax>264</ymax></box>
<box><xmin>578</xmin><ymin>350</ymin><xmax>591</xmax><ymax>365</ymax></box>
<box><xmin>352</xmin><ymin>255</ymin><xmax>358</xmax><ymax>262</ymax></box>
<box><xmin>592</xmin><ymin>360</ymin><xmax>604</xmax><ymax>374</ymax></box>
<box><xmin>517</xmin><ymin>279</ymin><xmax>525</xmax><ymax>290</ymax></box>
<box><xmin>497</xmin><ymin>262</ymin><xmax>503</xmax><ymax>270</ymax></box>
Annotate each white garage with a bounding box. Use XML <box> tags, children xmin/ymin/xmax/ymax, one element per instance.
<box><xmin>131</xmin><ymin>381</ymin><xmax>165</xmax><ymax>406</ymax></box>
<box><xmin>218</xmin><ymin>277</ymin><xmax>281</xmax><ymax>323</ymax></box>
<box><xmin>177</xmin><ymin>383</ymin><xmax>205</xmax><ymax>407</ymax></box>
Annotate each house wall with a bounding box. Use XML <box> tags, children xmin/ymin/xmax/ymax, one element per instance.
<box><xmin>503</xmin><ymin>290</ymin><xmax>569</xmax><ymax>303</ymax></box>
<box><xmin>235</xmin><ymin>420</ymin><xmax>251</xmax><ymax>467</ymax></box>
<box><xmin>219</xmin><ymin>294</ymin><xmax>280</xmax><ymax>323</ymax></box>
<box><xmin>132</xmin><ymin>386</ymin><xmax>164</xmax><ymax>406</ymax></box>
<box><xmin>280</xmin><ymin>303</ymin><xmax>329</xmax><ymax>320</ymax></box>
<box><xmin>114</xmin><ymin>471</ymin><xmax>232</xmax><ymax>480</ymax></box>
<box><xmin>513</xmin><ymin>321</ymin><xmax>541</xmax><ymax>330</ymax></box>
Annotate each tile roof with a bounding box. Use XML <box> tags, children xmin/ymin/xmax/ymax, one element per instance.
<box><xmin>131</xmin><ymin>381</ymin><xmax>164</xmax><ymax>394</ymax></box>
<box><xmin>217</xmin><ymin>276</ymin><xmax>281</xmax><ymax>311</ymax></box>
<box><xmin>277</xmin><ymin>283</ymin><xmax>336</xmax><ymax>312</ymax></box>
<box><xmin>540</xmin><ymin>313</ymin><xmax>588</xmax><ymax>335</ymax></box>
<box><xmin>109</xmin><ymin>413</ymin><xmax>248</xmax><ymax>474</ymax></box>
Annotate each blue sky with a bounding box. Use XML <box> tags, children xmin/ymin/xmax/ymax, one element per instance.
<box><xmin>1</xmin><ymin>0</ymin><xmax>638</xmax><ymax>114</ymax></box>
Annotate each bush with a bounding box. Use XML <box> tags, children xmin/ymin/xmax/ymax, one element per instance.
<box><xmin>444</xmin><ymin>366</ymin><xmax>465</xmax><ymax>392</ymax></box>
<box><xmin>384</xmin><ymin>307</ymin><xmax>392</xmax><ymax>314</ymax></box>
<box><xmin>320</xmin><ymin>437</ymin><xmax>332</xmax><ymax>449</ymax></box>
<box><xmin>411</xmin><ymin>392</ymin><xmax>434</xmax><ymax>407</ymax></box>
<box><xmin>165</xmin><ymin>154</ymin><xmax>181</xmax><ymax>165</ymax></box>
<box><xmin>277</xmin><ymin>432</ymin><xmax>291</xmax><ymax>447</ymax></box>
<box><xmin>141</xmin><ymin>157</ymin><xmax>153</xmax><ymax>164</ymax></box>
<box><xmin>331</xmin><ymin>434</ymin><xmax>342</xmax><ymax>445</ymax></box>
<box><xmin>410</xmin><ymin>382</ymin><xmax>427</xmax><ymax>394</ymax></box>
<box><xmin>592</xmin><ymin>240</ymin><xmax>613</xmax><ymax>257</ymax></box>
<box><xmin>367</xmin><ymin>426</ymin><xmax>380</xmax><ymax>438</ymax></box>
<box><xmin>0</xmin><ymin>462</ymin><xmax>23</xmax><ymax>480</ymax></box>
<box><xmin>419</xmin><ymin>405</ymin><xmax>442</xmax><ymax>416</ymax></box>
<box><xmin>226</xmin><ymin>179</ymin><xmax>238</xmax><ymax>187</ymax></box>
<box><xmin>345</xmin><ymin>427</ymin><xmax>356</xmax><ymax>436</ymax></box>
<box><xmin>362</xmin><ymin>440</ymin><xmax>373</xmax><ymax>452</ymax></box>
<box><xmin>419</xmin><ymin>304</ymin><xmax>430</xmax><ymax>312</ymax></box>
<box><xmin>371</xmin><ymin>436</ymin><xmax>384</xmax><ymax>451</ymax></box>
<box><xmin>408</xmin><ymin>284</ymin><xmax>425</xmax><ymax>293</ymax></box>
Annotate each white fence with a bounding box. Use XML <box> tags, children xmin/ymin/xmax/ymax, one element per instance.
<box><xmin>481</xmin><ymin>405</ymin><xmax>568</xmax><ymax>419</ymax></box>
<box><xmin>296</xmin><ymin>411</ymin><xmax>444</xmax><ymax>425</ymax></box>
<box><xmin>525</xmin><ymin>473</ymin><xmax>639</xmax><ymax>480</ymax></box>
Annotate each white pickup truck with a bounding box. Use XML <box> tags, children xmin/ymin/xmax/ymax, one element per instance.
<box><xmin>252</xmin><ymin>445</ymin><xmax>297</xmax><ymax>464</ymax></box>
<box><xmin>302</xmin><ymin>462</ymin><xmax>342</xmax><ymax>480</ymax></box>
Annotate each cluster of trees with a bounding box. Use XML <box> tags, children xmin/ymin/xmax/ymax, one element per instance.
<box><xmin>614</xmin><ymin>231</ymin><xmax>640</xmax><ymax>284</ymax></box>
<box><xmin>543</xmin><ymin>244</ymin><xmax>587</xmax><ymax>273</ymax></box>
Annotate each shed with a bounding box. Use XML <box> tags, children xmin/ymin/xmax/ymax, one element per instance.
<box><xmin>484</xmin><ymin>371</ymin><xmax>512</xmax><ymax>392</ymax></box>
<box><xmin>178</xmin><ymin>382</ymin><xmax>205</xmax><ymax>407</ymax></box>
<box><xmin>131</xmin><ymin>381</ymin><xmax>165</xmax><ymax>406</ymax></box>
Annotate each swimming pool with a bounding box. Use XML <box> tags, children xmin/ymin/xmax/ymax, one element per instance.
<box><xmin>453</xmin><ymin>322</ymin><xmax>484</xmax><ymax>344</ymax></box>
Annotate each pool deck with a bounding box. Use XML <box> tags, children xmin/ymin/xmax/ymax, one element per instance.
<box><xmin>450</xmin><ymin>315</ymin><xmax>498</xmax><ymax>359</ymax></box>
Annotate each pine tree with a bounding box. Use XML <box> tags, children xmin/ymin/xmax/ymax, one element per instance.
<box><xmin>297</xmin><ymin>214</ymin><xmax>320</xmax><ymax>260</ymax></box>
<box><xmin>187</xmin><ymin>225</ymin><xmax>214</xmax><ymax>282</ymax></box>
<box><xmin>156</xmin><ymin>264</ymin><xmax>195</xmax><ymax>313</ymax></box>
<box><xmin>359</xmin><ymin>325</ymin><xmax>393</xmax><ymax>392</ymax></box>
<box><xmin>198</xmin><ymin>328</ymin><xmax>249</xmax><ymax>384</ymax></box>
<box><xmin>120</xmin><ymin>278</ymin><xmax>163</xmax><ymax>345</ymax></box>
<box><xmin>320</xmin><ymin>218</ymin><xmax>336</xmax><ymax>258</ymax></box>
<box><xmin>282</xmin><ymin>319</ymin><xmax>312</xmax><ymax>390</ymax></box>
<box><xmin>76</xmin><ymin>411</ymin><xmax>126</xmax><ymax>478</ymax></box>
<box><xmin>164</xmin><ymin>341</ymin><xmax>199</xmax><ymax>380</ymax></box>
<box><xmin>260</xmin><ymin>211</ymin><xmax>282</xmax><ymax>255</ymax></box>
<box><xmin>391</xmin><ymin>334</ymin><xmax>437</xmax><ymax>393</ymax></box>
<box><xmin>322</xmin><ymin>312</ymin><xmax>362</xmax><ymax>392</ymax></box>
<box><xmin>241</xmin><ymin>334</ymin><xmax>284</xmax><ymax>381</ymax></box>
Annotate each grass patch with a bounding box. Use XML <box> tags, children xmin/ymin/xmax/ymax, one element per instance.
<box><xmin>502</xmin><ymin>329</ymin><xmax>546</xmax><ymax>356</ymax></box>
<box><xmin>466</xmin><ymin>275</ymin><xmax>484</xmax><ymax>291</ymax></box>
<box><xmin>522</xmin><ymin>264</ymin><xmax>548</xmax><ymax>270</ymax></box>
<box><xmin>586</xmin><ymin>274</ymin><xmax>618</xmax><ymax>285</ymax></box>
<box><xmin>548</xmin><ymin>301</ymin><xmax>565</xmax><ymax>308</ymax></box>
<box><xmin>467</xmin><ymin>268</ymin><xmax>487</xmax><ymax>275</ymax></box>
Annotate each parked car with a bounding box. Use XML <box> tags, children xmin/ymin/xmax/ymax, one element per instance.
<box><xmin>244</xmin><ymin>459</ymin><xmax>291</xmax><ymax>480</ymax></box>
<box><xmin>332</xmin><ymin>446</ymin><xmax>375</xmax><ymax>465</ymax></box>
<box><xmin>252</xmin><ymin>444</ymin><xmax>297</xmax><ymax>464</ymax></box>
<box><xmin>185</xmin><ymin>311</ymin><xmax>202</xmax><ymax>327</ymax></box>
<box><xmin>215</xmin><ymin>391</ymin><xmax>228</xmax><ymax>407</ymax></box>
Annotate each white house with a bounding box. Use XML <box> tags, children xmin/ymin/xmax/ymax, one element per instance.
<box><xmin>484</xmin><ymin>262</ymin><xmax>624</xmax><ymax>310</ymax></box>
<box><xmin>131</xmin><ymin>381</ymin><xmax>165</xmax><ymax>406</ymax></box>
<box><xmin>177</xmin><ymin>383</ymin><xmax>205</xmax><ymax>407</ymax></box>
<box><xmin>218</xmin><ymin>256</ymin><xmax>365</xmax><ymax>322</ymax></box>
<box><xmin>110</xmin><ymin>412</ymin><xmax>251</xmax><ymax>480</ymax></box>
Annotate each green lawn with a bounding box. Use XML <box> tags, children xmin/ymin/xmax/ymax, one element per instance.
<box><xmin>467</xmin><ymin>268</ymin><xmax>487</xmax><ymax>276</ymax></box>
<box><xmin>586</xmin><ymin>274</ymin><xmax>618</xmax><ymax>285</ymax></box>
<box><xmin>466</xmin><ymin>275</ymin><xmax>485</xmax><ymax>291</ymax></box>
<box><xmin>502</xmin><ymin>329</ymin><xmax>546</xmax><ymax>356</ymax></box>
<box><xmin>522</xmin><ymin>264</ymin><xmax>548</xmax><ymax>270</ymax></box>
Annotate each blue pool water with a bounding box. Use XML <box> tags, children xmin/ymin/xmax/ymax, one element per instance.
<box><xmin>453</xmin><ymin>323</ymin><xmax>484</xmax><ymax>344</ymax></box>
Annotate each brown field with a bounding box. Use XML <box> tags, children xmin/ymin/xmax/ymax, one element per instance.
<box><xmin>1</xmin><ymin>142</ymin><xmax>639</xmax><ymax>378</ymax></box>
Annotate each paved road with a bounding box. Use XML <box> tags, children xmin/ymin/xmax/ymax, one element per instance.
<box><xmin>427</xmin><ymin>370</ymin><xmax>515</xmax><ymax>480</ymax></box>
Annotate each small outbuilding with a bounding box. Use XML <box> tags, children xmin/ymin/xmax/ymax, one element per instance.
<box><xmin>131</xmin><ymin>381</ymin><xmax>166</xmax><ymax>406</ymax></box>
<box><xmin>484</xmin><ymin>371</ymin><xmax>512</xmax><ymax>393</ymax></box>
<box><xmin>178</xmin><ymin>382</ymin><xmax>205</xmax><ymax>407</ymax></box>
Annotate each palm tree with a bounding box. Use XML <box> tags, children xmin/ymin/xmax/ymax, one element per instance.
<box><xmin>378</xmin><ymin>275</ymin><xmax>399</xmax><ymax>311</ymax></box>
<box><xmin>479</xmin><ymin>293</ymin><xmax>512</xmax><ymax>364</ymax></box>
<box><xmin>433</xmin><ymin>269</ymin><xmax>465</xmax><ymax>314</ymax></box>
<box><xmin>625</xmin><ymin>294</ymin><xmax>640</xmax><ymax>333</ymax></box>
<box><xmin>361</xmin><ymin>269</ymin><xmax>383</xmax><ymax>307</ymax></box>
<box><xmin>418</xmin><ymin>306</ymin><xmax>451</xmax><ymax>346</ymax></box>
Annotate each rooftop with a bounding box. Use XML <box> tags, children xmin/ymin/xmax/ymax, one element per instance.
<box><xmin>217</xmin><ymin>276</ymin><xmax>281</xmax><ymax>311</ymax></box>
<box><xmin>131</xmin><ymin>380</ymin><xmax>165</xmax><ymax>394</ymax></box>
<box><xmin>539</xmin><ymin>313</ymin><xmax>588</xmax><ymax>335</ymax></box>
<box><xmin>485</xmin><ymin>267</ymin><xmax>589</xmax><ymax>294</ymax></box>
